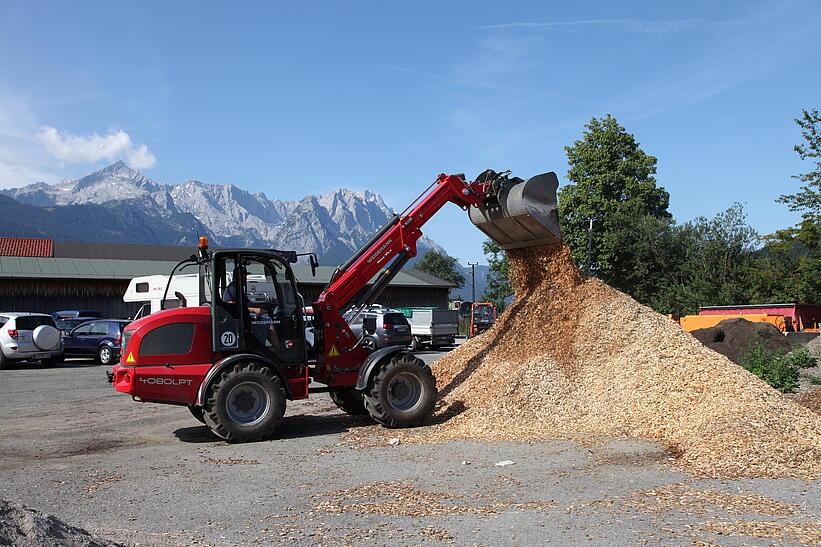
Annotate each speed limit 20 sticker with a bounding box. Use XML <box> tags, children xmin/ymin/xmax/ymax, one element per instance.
<box><xmin>220</xmin><ymin>331</ymin><xmax>238</xmax><ymax>347</ymax></box>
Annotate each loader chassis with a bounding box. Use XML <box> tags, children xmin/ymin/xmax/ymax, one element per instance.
<box><xmin>110</xmin><ymin>169</ymin><xmax>562</xmax><ymax>442</ymax></box>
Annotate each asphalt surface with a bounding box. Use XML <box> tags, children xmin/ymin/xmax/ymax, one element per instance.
<box><xmin>0</xmin><ymin>352</ymin><xmax>819</xmax><ymax>546</ymax></box>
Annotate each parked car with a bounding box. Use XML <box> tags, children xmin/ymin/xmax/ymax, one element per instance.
<box><xmin>62</xmin><ymin>319</ymin><xmax>130</xmax><ymax>365</ymax></box>
<box><xmin>347</xmin><ymin>307</ymin><xmax>413</xmax><ymax>350</ymax></box>
<box><xmin>51</xmin><ymin>309</ymin><xmax>103</xmax><ymax>321</ymax></box>
<box><xmin>55</xmin><ymin>316</ymin><xmax>98</xmax><ymax>334</ymax></box>
<box><xmin>0</xmin><ymin>312</ymin><xmax>64</xmax><ymax>369</ymax></box>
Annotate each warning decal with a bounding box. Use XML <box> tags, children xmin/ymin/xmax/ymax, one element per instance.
<box><xmin>125</xmin><ymin>352</ymin><xmax>136</xmax><ymax>364</ymax></box>
<box><xmin>327</xmin><ymin>345</ymin><xmax>340</xmax><ymax>358</ymax></box>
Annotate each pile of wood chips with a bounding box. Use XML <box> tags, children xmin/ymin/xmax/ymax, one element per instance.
<box><xmin>423</xmin><ymin>243</ymin><xmax>821</xmax><ymax>479</ymax></box>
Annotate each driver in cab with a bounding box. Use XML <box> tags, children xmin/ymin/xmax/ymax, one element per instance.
<box><xmin>222</xmin><ymin>275</ymin><xmax>280</xmax><ymax>349</ymax></box>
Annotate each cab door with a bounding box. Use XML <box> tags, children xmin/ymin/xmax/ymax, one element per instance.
<box><xmin>212</xmin><ymin>253</ymin><xmax>244</xmax><ymax>353</ymax></box>
<box><xmin>211</xmin><ymin>252</ymin><xmax>306</xmax><ymax>365</ymax></box>
<box><xmin>243</xmin><ymin>255</ymin><xmax>306</xmax><ymax>365</ymax></box>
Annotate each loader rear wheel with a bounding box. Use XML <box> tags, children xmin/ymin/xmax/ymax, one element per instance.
<box><xmin>203</xmin><ymin>362</ymin><xmax>286</xmax><ymax>442</ymax></box>
<box><xmin>364</xmin><ymin>353</ymin><xmax>436</xmax><ymax>428</ymax></box>
<box><xmin>329</xmin><ymin>388</ymin><xmax>368</xmax><ymax>416</ymax></box>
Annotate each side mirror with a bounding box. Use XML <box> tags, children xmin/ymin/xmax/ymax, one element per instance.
<box><xmin>310</xmin><ymin>254</ymin><xmax>319</xmax><ymax>277</ymax></box>
<box><xmin>363</xmin><ymin>316</ymin><xmax>377</xmax><ymax>335</ymax></box>
<box><xmin>175</xmin><ymin>291</ymin><xmax>187</xmax><ymax>308</ymax></box>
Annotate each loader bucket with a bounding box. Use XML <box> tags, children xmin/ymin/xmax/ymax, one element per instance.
<box><xmin>468</xmin><ymin>172</ymin><xmax>562</xmax><ymax>250</ymax></box>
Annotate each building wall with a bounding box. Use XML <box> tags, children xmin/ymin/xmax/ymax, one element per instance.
<box><xmin>0</xmin><ymin>279</ymin><xmax>450</xmax><ymax>319</ymax></box>
<box><xmin>0</xmin><ymin>278</ymin><xmax>141</xmax><ymax>318</ymax></box>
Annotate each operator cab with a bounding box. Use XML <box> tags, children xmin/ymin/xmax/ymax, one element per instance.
<box><xmin>211</xmin><ymin>250</ymin><xmax>308</xmax><ymax>366</ymax></box>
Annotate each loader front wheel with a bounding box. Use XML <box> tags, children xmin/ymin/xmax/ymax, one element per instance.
<box><xmin>329</xmin><ymin>388</ymin><xmax>368</xmax><ymax>416</ymax></box>
<box><xmin>204</xmin><ymin>362</ymin><xmax>286</xmax><ymax>442</ymax></box>
<box><xmin>188</xmin><ymin>404</ymin><xmax>206</xmax><ymax>424</ymax></box>
<box><xmin>364</xmin><ymin>353</ymin><xmax>436</xmax><ymax>428</ymax></box>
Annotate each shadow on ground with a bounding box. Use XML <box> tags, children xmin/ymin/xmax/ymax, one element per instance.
<box><xmin>173</xmin><ymin>410</ymin><xmax>376</xmax><ymax>444</ymax></box>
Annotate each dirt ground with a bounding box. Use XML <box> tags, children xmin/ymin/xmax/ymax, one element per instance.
<box><xmin>0</xmin><ymin>354</ymin><xmax>819</xmax><ymax>546</ymax></box>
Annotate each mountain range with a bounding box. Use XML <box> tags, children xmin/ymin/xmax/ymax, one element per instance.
<box><xmin>0</xmin><ymin>161</ymin><xmax>446</xmax><ymax>265</ymax></box>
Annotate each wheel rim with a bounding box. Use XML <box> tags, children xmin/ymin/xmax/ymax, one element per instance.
<box><xmin>386</xmin><ymin>372</ymin><xmax>423</xmax><ymax>412</ymax></box>
<box><xmin>100</xmin><ymin>347</ymin><xmax>111</xmax><ymax>363</ymax></box>
<box><xmin>226</xmin><ymin>381</ymin><xmax>271</xmax><ymax>426</ymax></box>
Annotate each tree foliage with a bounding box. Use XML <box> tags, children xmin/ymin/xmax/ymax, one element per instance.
<box><xmin>481</xmin><ymin>240</ymin><xmax>511</xmax><ymax>310</ymax></box>
<box><xmin>778</xmin><ymin>109</ymin><xmax>821</xmax><ymax>221</ymax></box>
<box><xmin>558</xmin><ymin>115</ymin><xmax>671</xmax><ymax>294</ymax></box>
<box><xmin>414</xmin><ymin>250</ymin><xmax>465</xmax><ymax>289</ymax></box>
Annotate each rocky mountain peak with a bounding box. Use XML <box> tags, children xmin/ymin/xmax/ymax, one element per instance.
<box><xmin>0</xmin><ymin>162</ymin><xmax>448</xmax><ymax>265</ymax></box>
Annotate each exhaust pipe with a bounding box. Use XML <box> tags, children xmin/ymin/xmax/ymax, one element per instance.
<box><xmin>468</xmin><ymin>171</ymin><xmax>562</xmax><ymax>250</ymax></box>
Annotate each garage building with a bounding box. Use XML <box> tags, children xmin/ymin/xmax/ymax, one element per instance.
<box><xmin>0</xmin><ymin>238</ymin><xmax>453</xmax><ymax>318</ymax></box>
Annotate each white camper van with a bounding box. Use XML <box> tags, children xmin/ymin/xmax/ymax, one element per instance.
<box><xmin>123</xmin><ymin>273</ymin><xmax>275</xmax><ymax>320</ymax></box>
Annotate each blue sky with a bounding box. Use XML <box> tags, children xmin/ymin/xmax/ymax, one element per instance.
<box><xmin>1</xmin><ymin>1</ymin><xmax>819</xmax><ymax>263</ymax></box>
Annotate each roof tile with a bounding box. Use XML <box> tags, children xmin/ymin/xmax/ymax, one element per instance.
<box><xmin>0</xmin><ymin>237</ymin><xmax>53</xmax><ymax>257</ymax></box>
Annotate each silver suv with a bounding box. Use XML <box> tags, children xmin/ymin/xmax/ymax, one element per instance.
<box><xmin>347</xmin><ymin>307</ymin><xmax>413</xmax><ymax>351</ymax></box>
<box><xmin>0</xmin><ymin>313</ymin><xmax>64</xmax><ymax>369</ymax></box>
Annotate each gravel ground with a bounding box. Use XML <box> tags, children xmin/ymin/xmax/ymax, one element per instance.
<box><xmin>0</xmin><ymin>353</ymin><xmax>819</xmax><ymax>546</ymax></box>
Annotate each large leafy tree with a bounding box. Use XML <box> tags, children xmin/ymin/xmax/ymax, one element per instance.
<box><xmin>559</xmin><ymin>115</ymin><xmax>671</xmax><ymax>294</ymax></box>
<box><xmin>778</xmin><ymin>109</ymin><xmax>821</xmax><ymax>221</ymax></box>
<box><xmin>751</xmin><ymin>109</ymin><xmax>821</xmax><ymax>305</ymax></box>
<box><xmin>414</xmin><ymin>250</ymin><xmax>465</xmax><ymax>289</ymax></box>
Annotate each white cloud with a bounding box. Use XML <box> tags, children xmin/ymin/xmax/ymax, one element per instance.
<box><xmin>37</xmin><ymin>126</ymin><xmax>157</xmax><ymax>169</ymax></box>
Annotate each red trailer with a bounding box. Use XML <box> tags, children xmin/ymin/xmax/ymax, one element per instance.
<box><xmin>699</xmin><ymin>303</ymin><xmax>821</xmax><ymax>331</ymax></box>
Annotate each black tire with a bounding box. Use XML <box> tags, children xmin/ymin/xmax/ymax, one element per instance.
<box><xmin>203</xmin><ymin>362</ymin><xmax>286</xmax><ymax>442</ymax></box>
<box><xmin>97</xmin><ymin>345</ymin><xmax>114</xmax><ymax>366</ymax></box>
<box><xmin>188</xmin><ymin>404</ymin><xmax>206</xmax><ymax>424</ymax></box>
<box><xmin>0</xmin><ymin>351</ymin><xmax>9</xmax><ymax>370</ymax></box>
<box><xmin>41</xmin><ymin>353</ymin><xmax>63</xmax><ymax>368</ymax></box>
<box><xmin>364</xmin><ymin>353</ymin><xmax>437</xmax><ymax>428</ymax></box>
<box><xmin>329</xmin><ymin>388</ymin><xmax>368</xmax><ymax>415</ymax></box>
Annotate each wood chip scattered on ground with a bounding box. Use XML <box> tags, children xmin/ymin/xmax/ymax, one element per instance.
<box><xmin>412</xmin><ymin>244</ymin><xmax>821</xmax><ymax>479</ymax></box>
<box><xmin>698</xmin><ymin>520</ymin><xmax>821</xmax><ymax>545</ymax></box>
<box><xmin>794</xmin><ymin>386</ymin><xmax>821</xmax><ymax>415</ymax></box>
<box><xmin>312</xmin><ymin>481</ymin><xmax>553</xmax><ymax>517</ymax></box>
<box><xmin>590</xmin><ymin>482</ymin><xmax>799</xmax><ymax>518</ymax></box>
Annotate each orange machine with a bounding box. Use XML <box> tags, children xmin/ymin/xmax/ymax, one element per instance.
<box><xmin>680</xmin><ymin>313</ymin><xmax>791</xmax><ymax>333</ymax></box>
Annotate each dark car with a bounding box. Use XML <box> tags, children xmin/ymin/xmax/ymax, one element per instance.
<box><xmin>51</xmin><ymin>310</ymin><xmax>103</xmax><ymax>321</ymax></box>
<box><xmin>55</xmin><ymin>317</ymin><xmax>98</xmax><ymax>334</ymax></box>
<box><xmin>347</xmin><ymin>308</ymin><xmax>413</xmax><ymax>350</ymax></box>
<box><xmin>62</xmin><ymin>319</ymin><xmax>130</xmax><ymax>365</ymax></box>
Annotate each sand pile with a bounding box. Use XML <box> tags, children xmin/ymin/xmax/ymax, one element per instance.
<box><xmin>691</xmin><ymin>318</ymin><xmax>797</xmax><ymax>364</ymax></box>
<box><xmin>0</xmin><ymin>499</ymin><xmax>117</xmax><ymax>547</ymax></box>
<box><xmin>428</xmin><ymin>244</ymin><xmax>821</xmax><ymax>479</ymax></box>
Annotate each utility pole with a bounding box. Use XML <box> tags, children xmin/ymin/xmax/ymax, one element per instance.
<box><xmin>586</xmin><ymin>217</ymin><xmax>595</xmax><ymax>276</ymax></box>
<box><xmin>468</xmin><ymin>262</ymin><xmax>478</xmax><ymax>302</ymax></box>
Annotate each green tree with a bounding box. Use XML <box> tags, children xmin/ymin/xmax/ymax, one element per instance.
<box><xmin>752</xmin><ymin>109</ymin><xmax>821</xmax><ymax>306</ymax></box>
<box><xmin>672</xmin><ymin>204</ymin><xmax>759</xmax><ymax>313</ymax></box>
<box><xmin>481</xmin><ymin>239</ymin><xmax>511</xmax><ymax>309</ymax></box>
<box><xmin>778</xmin><ymin>109</ymin><xmax>821</xmax><ymax>221</ymax></box>
<box><xmin>559</xmin><ymin>115</ymin><xmax>671</xmax><ymax>294</ymax></box>
<box><xmin>414</xmin><ymin>250</ymin><xmax>465</xmax><ymax>289</ymax></box>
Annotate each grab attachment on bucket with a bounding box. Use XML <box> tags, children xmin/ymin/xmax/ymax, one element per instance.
<box><xmin>468</xmin><ymin>171</ymin><xmax>562</xmax><ymax>250</ymax></box>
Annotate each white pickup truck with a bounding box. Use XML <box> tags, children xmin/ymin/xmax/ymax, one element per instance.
<box><xmin>404</xmin><ymin>308</ymin><xmax>459</xmax><ymax>350</ymax></box>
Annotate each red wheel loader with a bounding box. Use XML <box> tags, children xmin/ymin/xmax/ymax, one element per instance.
<box><xmin>108</xmin><ymin>169</ymin><xmax>561</xmax><ymax>442</ymax></box>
